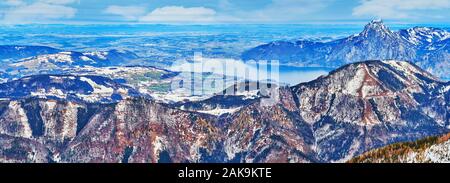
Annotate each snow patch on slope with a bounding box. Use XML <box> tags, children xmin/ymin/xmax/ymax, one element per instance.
<box><xmin>343</xmin><ymin>65</ymin><xmax>365</xmax><ymax>95</ymax></box>
<box><xmin>80</xmin><ymin>77</ymin><xmax>114</xmax><ymax>95</ymax></box>
<box><xmin>197</xmin><ymin>107</ymin><xmax>241</xmax><ymax>116</ymax></box>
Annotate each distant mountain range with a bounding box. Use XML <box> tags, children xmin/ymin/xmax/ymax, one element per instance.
<box><xmin>0</xmin><ymin>46</ymin><xmax>140</xmax><ymax>83</ymax></box>
<box><xmin>0</xmin><ymin>46</ymin><xmax>228</xmax><ymax>104</ymax></box>
<box><xmin>0</xmin><ymin>45</ymin><xmax>61</xmax><ymax>62</ymax></box>
<box><xmin>10</xmin><ymin>50</ymin><xmax>138</xmax><ymax>68</ymax></box>
<box><xmin>0</xmin><ymin>60</ymin><xmax>448</xmax><ymax>162</ymax></box>
<box><xmin>242</xmin><ymin>20</ymin><xmax>450</xmax><ymax>79</ymax></box>
<box><xmin>0</xmin><ymin>75</ymin><xmax>141</xmax><ymax>103</ymax></box>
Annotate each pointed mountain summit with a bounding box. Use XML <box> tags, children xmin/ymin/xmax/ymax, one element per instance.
<box><xmin>327</xmin><ymin>20</ymin><xmax>415</xmax><ymax>66</ymax></box>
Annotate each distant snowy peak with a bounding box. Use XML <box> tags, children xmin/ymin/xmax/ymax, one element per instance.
<box><xmin>400</xmin><ymin>26</ymin><xmax>450</xmax><ymax>46</ymax></box>
<box><xmin>0</xmin><ymin>75</ymin><xmax>142</xmax><ymax>103</ymax></box>
<box><xmin>354</xmin><ymin>21</ymin><xmax>450</xmax><ymax>48</ymax></box>
<box><xmin>242</xmin><ymin>20</ymin><xmax>450</xmax><ymax>79</ymax></box>
<box><xmin>358</xmin><ymin>19</ymin><xmax>394</xmax><ymax>38</ymax></box>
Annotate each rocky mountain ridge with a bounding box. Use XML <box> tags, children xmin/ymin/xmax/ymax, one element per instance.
<box><xmin>0</xmin><ymin>60</ymin><xmax>448</xmax><ymax>163</ymax></box>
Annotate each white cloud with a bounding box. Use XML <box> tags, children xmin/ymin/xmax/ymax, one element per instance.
<box><xmin>244</xmin><ymin>0</ymin><xmax>334</xmax><ymax>22</ymax></box>
<box><xmin>268</xmin><ymin>0</ymin><xmax>332</xmax><ymax>13</ymax></box>
<box><xmin>139</xmin><ymin>6</ymin><xmax>219</xmax><ymax>23</ymax></box>
<box><xmin>136</xmin><ymin>1</ymin><xmax>333</xmax><ymax>23</ymax></box>
<box><xmin>104</xmin><ymin>5</ymin><xmax>147</xmax><ymax>21</ymax></box>
<box><xmin>353</xmin><ymin>0</ymin><xmax>450</xmax><ymax>19</ymax></box>
<box><xmin>1</xmin><ymin>0</ymin><xmax>77</xmax><ymax>24</ymax></box>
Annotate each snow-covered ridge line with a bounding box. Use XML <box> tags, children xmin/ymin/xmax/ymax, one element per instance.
<box><xmin>10</xmin><ymin>49</ymin><xmax>138</xmax><ymax>68</ymax></box>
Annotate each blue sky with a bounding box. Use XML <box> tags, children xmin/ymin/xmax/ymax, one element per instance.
<box><xmin>0</xmin><ymin>0</ymin><xmax>449</xmax><ymax>24</ymax></box>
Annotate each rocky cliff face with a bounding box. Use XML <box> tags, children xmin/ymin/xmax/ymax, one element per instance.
<box><xmin>222</xmin><ymin>87</ymin><xmax>318</xmax><ymax>163</ymax></box>
<box><xmin>0</xmin><ymin>60</ymin><xmax>448</xmax><ymax>163</ymax></box>
<box><xmin>0</xmin><ymin>98</ymin><xmax>222</xmax><ymax>163</ymax></box>
<box><xmin>60</xmin><ymin>98</ymin><xmax>223</xmax><ymax>163</ymax></box>
<box><xmin>0</xmin><ymin>134</ymin><xmax>51</xmax><ymax>163</ymax></box>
